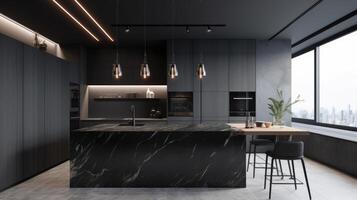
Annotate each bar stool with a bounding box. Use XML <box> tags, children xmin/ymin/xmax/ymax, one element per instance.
<box><xmin>264</xmin><ymin>141</ymin><xmax>311</xmax><ymax>200</ymax></box>
<box><xmin>247</xmin><ymin>135</ymin><xmax>277</xmax><ymax>178</ymax></box>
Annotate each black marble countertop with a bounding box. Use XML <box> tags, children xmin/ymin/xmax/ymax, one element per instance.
<box><xmin>73</xmin><ymin>122</ymin><xmax>240</xmax><ymax>133</ymax></box>
<box><xmin>80</xmin><ymin>117</ymin><xmax>167</xmax><ymax>121</ymax></box>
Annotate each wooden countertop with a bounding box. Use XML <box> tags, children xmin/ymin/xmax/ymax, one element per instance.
<box><xmin>228</xmin><ymin>123</ymin><xmax>310</xmax><ymax>136</ymax></box>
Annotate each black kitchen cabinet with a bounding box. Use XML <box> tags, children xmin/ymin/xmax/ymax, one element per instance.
<box><xmin>193</xmin><ymin>40</ymin><xmax>229</xmax><ymax>92</ymax></box>
<box><xmin>229</xmin><ymin>40</ymin><xmax>256</xmax><ymax>91</ymax></box>
<box><xmin>23</xmin><ymin>46</ymin><xmax>47</xmax><ymax>178</ymax></box>
<box><xmin>0</xmin><ymin>33</ymin><xmax>70</xmax><ymax>191</ymax></box>
<box><xmin>167</xmin><ymin>40</ymin><xmax>194</xmax><ymax>91</ymax></box>
<box><xmin>23</xmin><ymin>46</ymin><xmax>70</xmax><ymax>179</ymax></box>
<box><xmin>0</xmin><ymin>35</ymin><xmax>24</xmax><ymax>191</ymax></box>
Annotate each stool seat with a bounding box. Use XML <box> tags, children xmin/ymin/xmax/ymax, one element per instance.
<box><xmin>266</xmin><ymin>151</ymin><xmax>303</xmax><ymax>160</ymax></box>
<box><xmin>251</xmin><ymin>139</ymin><xmax>274</xmax><ymax>145</ymax></box>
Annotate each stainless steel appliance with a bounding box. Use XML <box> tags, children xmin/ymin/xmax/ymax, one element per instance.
<box><xmin>229</xmin><ymin>92</ymin><xmax>256</xmax><ymax>117</ymax></box>
<box><xmin>168</xmin><ymin>92</ymin><xmax>193</xmax><ymax>117</ymax></box>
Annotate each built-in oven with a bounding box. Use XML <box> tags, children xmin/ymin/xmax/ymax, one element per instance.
<box><xmin>168</xmin><ymin>92</ymin><xmax>193</xmax><ymax>117</ymax></box>
<box><xmin>229</xmin><ymin>92</ymin><xmax>256</xmax><ymax>117</ymax></box>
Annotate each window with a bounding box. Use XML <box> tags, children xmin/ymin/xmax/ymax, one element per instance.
<box><xmin>292</xmin><ymin>51</ymin><xmax>314</xmax><ymax>120</ymax></box>
<box><xmin>319</xmin><ymin>31</ymin><xmax>357</xmax><ymax>127</ymax></box>
<box><xmin>292</xmin><ymin>29</ymin><xmax>357</xmax><ymax>130</ymax></box>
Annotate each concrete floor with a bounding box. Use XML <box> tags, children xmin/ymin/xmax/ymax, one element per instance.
<box><xmin>1</xmin><ymin>155</ymin><xmax>357</xmax><ymax>200</ymax></box>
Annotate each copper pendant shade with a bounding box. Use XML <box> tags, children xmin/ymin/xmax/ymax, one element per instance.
<box><xmin>196</xmin><ymin>63</ymin><xmax>206</xmax><ymax>79</ymax></box>
<box><xmin>140</xmin><ymin>63</ymin><xmax>150</xmax><ymax>79</ymax></box>
<box><xmin>169</xmin><ymin>63</ymin><xmax>178</xmax><ymax>79</ymax></box>
<box><xmin>112</xmin><ymin>63</ymin><xmax>122</xmax><ymax>79</ymax></box>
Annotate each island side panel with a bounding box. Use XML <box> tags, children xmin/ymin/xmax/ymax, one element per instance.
<box><xmin>70</xmin><ymin>131</ymin><xmax>246</xmax><ymax>188</ymax></box>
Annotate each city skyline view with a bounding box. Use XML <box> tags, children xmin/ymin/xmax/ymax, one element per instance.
<box><xmin>292</xmin><ymin>30</ymin><xmax>357</xmax><ymax>128</ymax></box>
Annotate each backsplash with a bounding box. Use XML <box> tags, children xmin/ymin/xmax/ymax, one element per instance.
<box><xmin>87</xmin><ymin>85</ymin><xmax>167</xmax><ymax>118</ymax></box>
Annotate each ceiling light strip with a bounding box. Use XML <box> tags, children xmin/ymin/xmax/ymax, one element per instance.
<box><xmin>52</xmin><ymin>0</ymin><xmax>99</xmax><ymax>41</ymax></box>
<box><xmin>74</xmin><ymin>0</ymin><xmax>114</xmax><ymax>42</ymax></box>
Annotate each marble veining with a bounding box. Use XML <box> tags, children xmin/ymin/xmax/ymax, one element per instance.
<box><xmin>70</xmin><ymin>122</ymin><xmax>246</xmax><ymax>188</ymax></box>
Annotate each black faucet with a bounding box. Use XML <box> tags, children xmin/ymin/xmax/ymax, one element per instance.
<box><xmin>130</xmin><ymin>105</ymin><xmax>136</xmax><ymax>126</ymax></box>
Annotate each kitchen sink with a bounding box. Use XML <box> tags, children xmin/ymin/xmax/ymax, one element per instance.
<box><xmin>118</xmin><ymin>123</ymin><xmax>145</xmax><ymax>127</ymax></box>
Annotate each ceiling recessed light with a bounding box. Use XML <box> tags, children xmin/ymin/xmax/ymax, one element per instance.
<box><xmin>125</xmin><ymin>26</ymin><xmax>130</xmax><ymax>33</ymax></box>
<box><xmin>74</xmin><ymin>0</ymin><xmax>114</xmax><ymax>42</ymax></box>
<box><xmin>186</xmin><ymin>26</ymin><xmax>190</xmax><ymax>33</ymax></box>
<box><xmin>52</xmin><ymin>0</ymin><xmax>99</xmax><ymax>42</ymax></box>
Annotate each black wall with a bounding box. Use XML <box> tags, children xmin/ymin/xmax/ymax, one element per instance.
<box><xmin>0</xmin><ymin>34</ymin><xmax>71</xmax><ymax>191</ymax></box>
<box><xmin>87</xmin><ymin>43</ymin><xmax>167</xmax><ymax>85</ymax></box>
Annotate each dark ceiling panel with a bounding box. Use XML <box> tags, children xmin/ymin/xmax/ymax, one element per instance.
<box><xmin>0</xmin><ymin>0</ymin><xmax>318</xmax><ymax>46</ymax></box>
<box><xmin>280</xmin><ymin>0</ymin><xmax>357</xmax><ymax>53</ymax></box>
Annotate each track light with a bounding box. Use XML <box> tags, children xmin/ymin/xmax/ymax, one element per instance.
<box><xmin>52</xmin><ymin>0</ymin><xmax>99</xmax><ymax>41</ymax></box>
<box><xmin>207</xmin><ymin>26</ymin><xmax>212</xmax><ymax>33</ymax></box>
<box><xmin>125</xmin><ymin>26</ymin><xmax>130</xmax><ymax>33</ymax></box>
<box><xmin>74</xmin><ymin>0</ymin><xmax>114</xmax><ymax>42</ymax></box>
<box><xmin>186</xmin><ymin>26</ymin><xmax>190</xmax><ymax>33</ymax></box>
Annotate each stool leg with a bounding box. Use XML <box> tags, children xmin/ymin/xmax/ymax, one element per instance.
<box><xmin>301</xmin><ymin>159</ymin><xmax>312</xmax><ymax>200</ymax></box>
<box><xmin>288</xmin><ymin>160</ymin><xmax>293</xmax><ymax>179</ymax></box>
<box><xmin>269</xmin><ymin>158</ymin><xmax>274</xmax><ymax>199</ymax></box>
<box><xmin>253</xmin><ymin>145</ymin><xmax>257</xmax><ymax>178</ymax></box>
<box><xmin>279</xmin><ymin>159</ymin><xmax>284</xmax><ymax>179</ymax></box>
<box><xmin>247</xmin><ymin>143</ymin><xmax>252</xmax><ymax>172</ymax></box>
<box><xmin>264</xmin><ymin>154</ymin><xmax>268</xmax><ymax>189</ymax></box>
<box><xmin>292</xmin><ymin>160</ymin><xmax>297</xmax><ymax>190</ymax></box>
<box><xmin>274</xmin><ymin>159</ymin><xmax>279</xmax><ymax>176</ymax></box>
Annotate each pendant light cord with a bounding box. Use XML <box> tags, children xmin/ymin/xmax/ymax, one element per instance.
<box><xmin>144</xmin><ymin>0</ymin><xmax>147</xmax><ymax>64</ymax></box>
<box><xmin>171</xmin><ymin>0</ymin><xmax>175</xmax><ymax>63</ymax></box>
<box><xmin>115</xmin><ymin>0</ymin><xmax>119</xmax><ymax>63</ymax></box>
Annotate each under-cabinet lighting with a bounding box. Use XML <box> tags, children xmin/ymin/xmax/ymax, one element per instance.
<box><xmin>88</xmin><ymin>85</ymin><xmax>167</xmax><ymax>89</ymax></box>
<box><xmin>74</xmin><ymin>0</ymin><xmax>114</xmax><ymax>42</ymax></box>
<box><xmin>52</xmin><ymin>0</ymin><xmax>99</xmax><ymax>42</ymax></box>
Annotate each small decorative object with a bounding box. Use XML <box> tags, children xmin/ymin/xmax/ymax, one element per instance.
<box><xmin>268</xmin><ymin>89</ymin><xmax>303</xmax><ymax>126</ymax></box>
<box><xmin>146</xmin><ymin>88</ymin><xmax>151</xmax><ymax>98</ymax></box>
<box><xmin>245</xmin><ymin>112</ymin><xmax>255</xmax><ymax>128</ymax></box>
<box><xmin>255</xmin><ymin>121</ymin><xmax>265</xmax><ymax>128</ymax></box>
<box><xmin>33</xmin><ymin>33</ymin><xmax>47</xmax><ymax>51</ymax></box>
<box><xmin>264</xmin><ymin>122</ymin><xmax>272</xmax><ymax>128</ymax></box>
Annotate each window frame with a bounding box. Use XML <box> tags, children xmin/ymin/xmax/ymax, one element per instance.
<box><xmin>292</xmin><ymin>27</ymin><xmax>357</xmax><ymax>132</ymax></box>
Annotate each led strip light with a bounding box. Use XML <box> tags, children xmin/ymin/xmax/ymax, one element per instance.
<box><xmin>0</xmin><ymin>12</ymin><xmax>58</xmax><ymax>46</ymax></box>
<box><xmin>52</xmin><ymin>0</ymin><xmax>99</xmax><ymax>41</ymax></box>
<box><xmin>74</xmin><ymin>0</ymin><xmax>114</xmax><ymax>42</ymax></box>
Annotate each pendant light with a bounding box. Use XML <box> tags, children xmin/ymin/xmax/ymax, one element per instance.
<box><xmin>196</xmin><ymin>63</ymin><xmax>206</xmax><ymax>79</ymax></box>
<box><xmin>112</xmin><ymin>0</ymin><xmax>122</xmax><ymax>79</ymax></box>
<box><xmin>168</xmin><ymin>0</ymin><xmax>178</xmax><ymax>79</ymax></box>
<box><xmin>140</xmin><ymin>0</ymin><xmax>150</xmax><ymax>79</ymax></box>
<box><xmin>196</xmin><ymin>46</ymin><xmax>206</xmax><ymax>79</ymax></box>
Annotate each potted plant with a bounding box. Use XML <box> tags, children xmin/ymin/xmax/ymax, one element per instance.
<box><xmin>268</xmin><ymin>89</ymin><xmax>303</xmax><ymax>126</ymax></box>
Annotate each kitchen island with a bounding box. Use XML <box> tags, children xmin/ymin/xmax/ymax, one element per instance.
<box><xmin>70</xmin><ymin>122</ymin><xmax>246</xmax><ymax>188</ymax></box>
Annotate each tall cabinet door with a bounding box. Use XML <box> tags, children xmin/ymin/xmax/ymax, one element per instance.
<box><xmin>193</xmin><ymin>40</ymin><xmax>229</xmax><ymax>122</ymax></box>
<box><xmin>229</xmin><ymin>40</ymin><xmax>256</xmax><ymax>91</ymax></box>
<box><xmin>23</xmin><ymin>46</ymin><xmax>46</xmax><ymax>178</ymax></box>
<box><xmin>44</xmin><ymin>56</ymin><xmax>63</xmax><ymax>167</ymax></box>
<box><xmin>60</xmin><ymin>60</ymin><xmax>70</xmax><ymax>161</ymax></box>
<box><xmin>0</xmin><ymin>36</ymin><xmax>24</xmax><ymax>190</ymax></box>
